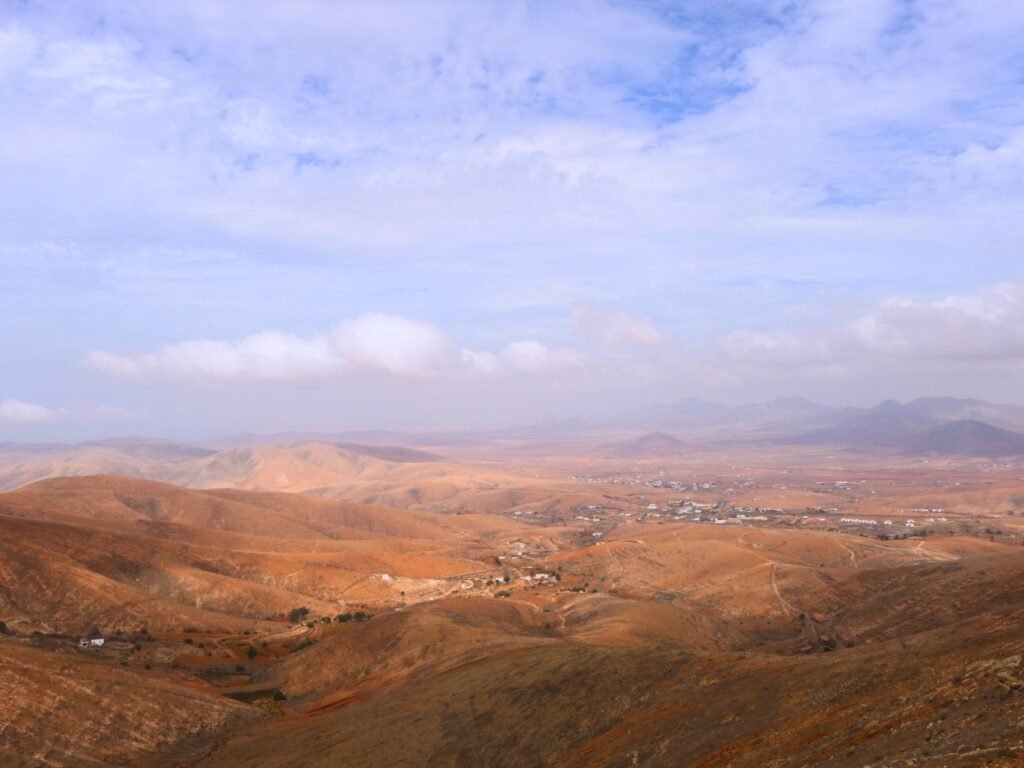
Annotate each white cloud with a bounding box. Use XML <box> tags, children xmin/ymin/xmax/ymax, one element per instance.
<box><xmin>851</xmin><ymin>283</ymin><xmax>1024</xmax><ymax>361</ymax></box>
<box><xmin>87</xmin><ymin>331</ymin><xmax>339</xmax><ymax>379</ymax></box>
<box><xmin>330</xmin><ymin>313</ymin><xmax>454</xmax><ymax>377</ymax></box>
<box><xmin>33</xmin><ymin>39</ymin><xmax>170</xmax><ymax>99</ymax></box>
<box><xmin>500</xmin><ymin>340</ymin><xmax>585</xmax><ymax>373</ymax></box>
<box><xmin>571</xmin><ymin>305</ymin><xmax>663</xmax><ymax>347</ymax></box>
<box><xmin>719</xmin><ymin>282</ymin><xmax>1024</xmax><ymax>371</ymax></box>
<box><xmin>460</xmin><ymin>348</ymin><xmax>499</xmax><ymax>375</ymax></box>
<box><xmin>0</xmin><ymin>398</ymin><xmax>67</xmax><ymax>423</ymax></box>
<box><xmin>719</xmin><ymin>329</ymin><xmax>841</xmax><ymax>367</ymax></box>
<box><xmin>0</xmin><ymin>26</ymin><xmax>36</xmax><ymax>77</ymax></box>
<box><xmin>87</xmin><ymin>314</ymin><xmax>586</xmax><ymax>380</ymax></box>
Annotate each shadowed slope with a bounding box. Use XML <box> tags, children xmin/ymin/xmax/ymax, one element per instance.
<box><xmin>0</xmin><ymin>641</ymin><xmax>258</xmax><ymax>767</ymax></box>
<box><xmin>199</xmin><ymin>607</ymin><xmax>1024</xmax><ymax>768</ymax></box>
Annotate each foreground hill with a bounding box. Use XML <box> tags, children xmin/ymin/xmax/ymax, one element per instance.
<box><xmin>197</xmin><ymin>556</ymin><xmax>1024</xmax><ymax>768</ymax></box>
<box><xmin>2</xmin><ymin>642</ymin><xmax>257</xmax><ymax>767</ymax></box>
<box><xmin>0</xmin><ymin>476</ymin><xmax>516</xmax><ymax>635</ymax></box>
<box><xmin>3</xmin><ymin>469</ymin><xmax>1024</xmax><ymax>767</ymax></box>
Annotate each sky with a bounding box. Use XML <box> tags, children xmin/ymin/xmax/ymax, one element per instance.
<box><xmin>2</xmin><ymin>0</ymin><xmax>1024</xmax><ymax>441</ymax></box>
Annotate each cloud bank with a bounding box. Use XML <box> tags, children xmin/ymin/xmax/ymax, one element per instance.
<box><xmin>718</xmin><ymin>282</ymin><xmax>1024</xmax><ymax>376</ymax></box>
<box><xmin>87</xmin><ymin>313</ymin><xmax>586</xmax><ymax>380</ymax></box>
<box><xmin>0</xmin><ymin>398</ymin><xmax>66</xmax><ymax>423</ymax></box>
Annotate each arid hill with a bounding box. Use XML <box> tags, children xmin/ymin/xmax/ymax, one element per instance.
<box><xmin>2</xmin><ymin>642</ymin><xmax>258</xmax><ymax>766</ymax></box>
<box><xmin>0</xmin><ymin>476</ymin><xmax>519</xmax><ymax>636</ymax></box>
<box><xmin>199</xmin><ymin>608</ymin><xmax>1024</xmax><ymax>768</ymax></box>
<box><xmin>0</xmin><ymin>440</ymin><xmax>442</xmax><ymax>493</ymax></box>
<box><xmin>0</xmin><ymin>440</ymin><xmax>624</xmax><ymax>521</ymax></box>
<box><xmin>3</xmin><ymin>449</ymin><xmax>1024</xmax><ymax>767</ymax></box>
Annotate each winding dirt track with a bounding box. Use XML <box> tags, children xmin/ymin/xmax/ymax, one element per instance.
<box><xmin>769</xmin><ymin>563</ymin><xmax>799</xmax><ymax>615</ymax></box>
<box><xmin>914</xmin><ymin>540</ymin><xmax>958</xmax><ymax>561</ymax></box>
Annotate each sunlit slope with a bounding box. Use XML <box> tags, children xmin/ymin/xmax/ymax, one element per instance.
<box><xmin>0</xmin><ymin>477</ymin><xmax>516</xmax><ymax>635</ymax></box>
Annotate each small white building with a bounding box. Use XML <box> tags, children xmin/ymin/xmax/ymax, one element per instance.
<box><xmin>79</xmin><ymin>638</ymin><xmax>105</xmax><ymax>647</ymax></box>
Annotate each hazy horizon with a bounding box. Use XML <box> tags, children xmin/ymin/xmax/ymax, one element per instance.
<box><xmin>3</xmin><ymin>392</ymin><xmax>1023</xmax><ymax>445</ymax></box>
<box><xmin>4</xmin><ymin>1</ymin><xmax>1024</xmax><ymax>441</ymax></box>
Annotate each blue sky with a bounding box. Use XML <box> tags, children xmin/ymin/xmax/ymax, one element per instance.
<box><xmin>2</xmin><ymin>0</ymin><xmax>1024</xmax><ymax>439</ymax></box>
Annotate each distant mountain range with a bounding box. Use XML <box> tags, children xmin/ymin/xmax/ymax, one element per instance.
<box><xmin>4</xmin><ymin>397</ymin><xmax>1024</xmax><ymax>472</ymax></box>
<box><xmin>899</xmin><ymin>419</ymin><xmax>1024</xmax><ymax>457</ymax></box>
<box><xmin>782</xmin><ymin>398</ymin><xmax>1024</xmax><ymax>455</ymax></box>
<box><xmin>599</xmin><ymin>431</ymin><xmax>698</xmax><ymax>458</ymax></box>
<box><xmin>608</xmin><ymin>396</ymin><xmax>855</xmax><ymax>437</ymax></box>
<box><xmin>599</xmin><ymin>395</ymin><xmax>1024</xmax><ymax>457</ymax></box>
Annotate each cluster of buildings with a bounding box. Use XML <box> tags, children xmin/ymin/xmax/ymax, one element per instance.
<box><xmin>838</xmin><ymin>517</ymin><xmax>926</xmax><ymax>530</ymax></box>
<box><xmin>570</xmin><ymin>474</ymin><xmax>718</xmax><ymax>492</ymax></box>
<box><xmin>521</xmin><ymin>572</ymin><xmax>556</xmax><ymax>586</ymax></box>
<box><xmin>636</xmin><ymin>499</ymin><xmax>785</xmax><ymax>526</ymax></box>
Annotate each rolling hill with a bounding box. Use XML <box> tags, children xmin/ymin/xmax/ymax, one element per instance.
<box><xmin>3</xmin><ymin>465</ymin><xmax>1024</xmax><ymax>767</ymax></box>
